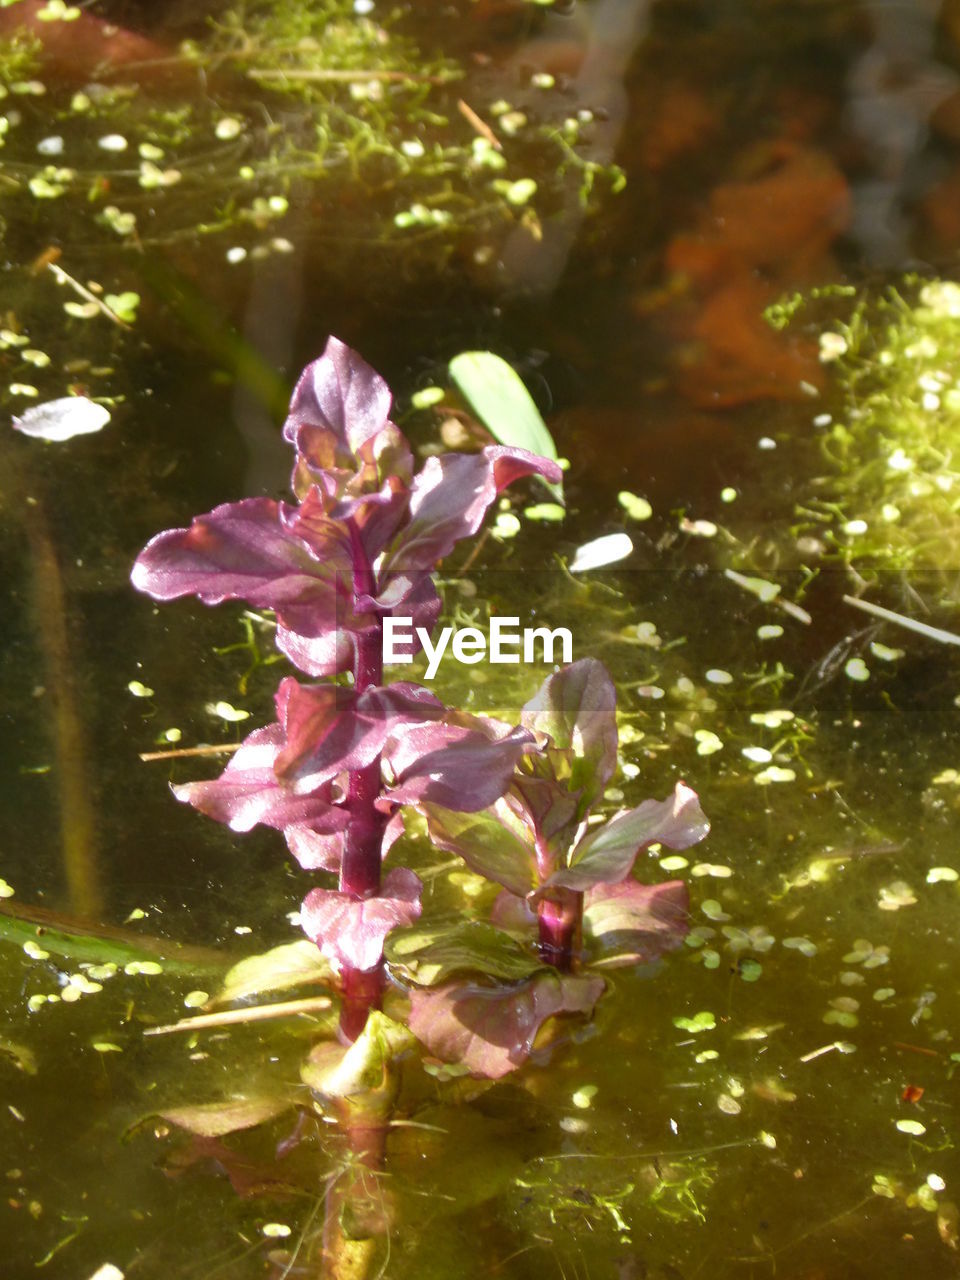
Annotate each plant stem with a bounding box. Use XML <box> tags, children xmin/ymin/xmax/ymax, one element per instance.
<box><xmin>338</xmin><ymin>522</ymin><xmax>388</xmax><ymax>1038</ymax></box>
<box><xmin>339</xmin><ymin>760</ymin><xmax>386</xmax><ymax>898</ymax></box>
<box><xmin>537</xmin><ymin>887</ymin><xmax>583</xmax><ymax>972</ymax></box>
<box><xmin>338</xmin><ymin>964</ymin><xmax>386</xmax><ymax>1045</ymax></box>
<box><xmin>339</xmin><ymin>525</ymin><xmax>386</xmax><ymax>900</ymax></box>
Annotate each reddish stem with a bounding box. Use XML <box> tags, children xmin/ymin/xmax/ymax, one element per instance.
<box><xmin>537</xmin><ymin>887</ymin><xmax>583</xmax><ymax>972</ymax></box>
<box><xmin>338</xmin><ymin>963</ymin><xmax>386</xmax><ymax>1045</ymax></box>
<box><xmin>339</xmin><ymin>525</ymin><xmax>386</xmax><ymax>901</ymax></box>
<box><xmin>337</xmin><ymin>521</ymin><xmax>388</xmax><ymax>1041</ymax></box>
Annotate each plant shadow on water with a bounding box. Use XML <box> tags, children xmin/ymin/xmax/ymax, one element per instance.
<box><xmin>2</xmin><ymin>2</ymin><xmax>960</xmax><ymax>1279</ymax></box>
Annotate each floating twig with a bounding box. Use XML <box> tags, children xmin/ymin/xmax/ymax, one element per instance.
<box><xmin>799</xmin><ymin>1040</ymin><xmax>850</xmax><ymax>1063</ymax></box>
<box><xmin>144</xmin><ymin>994</ymin><xmax>333</xmax><ymax>1036</ymax></box>
<box><xmin>46</xmin><ymin>261</ymin><xmax>132</xmax><ymax>329</ymax></box>
<box><xmin>843</xmin><ymin>594</ymin><xmax>960</xmax><ymax>646</ymax></box>
<box><xmin>251</xmin><ymin>67</ymin><xmax>447</xmax><ymax>85</ymax></box>
<box><xmin>777</xmin><ymin>597</ymin><xmax>813</xmax><ymax>626</ymax></box>
<box><xmin>139</xmin><ymin>742</ymin><xmax>243</xmax><ymax>762</ymax></box>
<box><xmin>457</xmin><ymin>99</ymin><xmax>501</xmax><ymax>150</ymax></box>
<box><xmin>893</xmin><ymin>1041</ymin><xmax>940</xmax><ymax>1058</ymax></box>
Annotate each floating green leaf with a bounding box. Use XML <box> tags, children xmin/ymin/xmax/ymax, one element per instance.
<box><xmin>673</xmin><ymin>1011</ymin><xmax>716</xmax><ymax>1033</ymax></box>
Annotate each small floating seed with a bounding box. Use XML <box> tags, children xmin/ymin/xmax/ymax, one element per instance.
<box><xmin>207</xmin><ymin>701</ymin><xmax>249</xmax><ymax>722</ymax></box>
<box><xmin>680</xmin><ymin>518</ymin><xmax>717</xmax><ymax>537</ymax></box>
<box><xmin>572</xmin><ymin>1085</ymin><xmax>597</xmax><ymax>1109</ymax></box>
<box><xmin>754</xmin><ymin>766</ymin><xmax>796</xmax><ymax>784</ymax></box>
<box><xmin>617</xmin><ymin>491</ymin><xmax>652</xmax><ymax>521</ymax></box>
<box><xmin>701</xmin><ymin>900</ymin><xmax>730</xmax><ymax>922</ymax></box>
<box><xmin>896</xmin><ymin>1119</ymin><xmax>927</xmax><ymax>1136</ymax></box>
<box><xmin>870</xmin><ymin>641</ymin><xmax>904</xmax><ymax>662</ymax></box>
<box><xmin>86</xmin><ymin>964</ymin><xmax>117</xmax><ymax>981</ymax></box>
<box><xmin>694</xmin><ymin>730</ymin><xmax>723</xmax><ymax>756</ymax></box>
<box><xmin>559</xmin><ymin>1116</ymin><xmax>589</xmax><ymax>1134</ymax></box>
<box><xmin>927</xmin><ymin>867</ymin><xmax>958</xmax><ymax>883</ymax></box>
<box><xmin>877</xmin><ymin>881</ymin><xmax>917</xmax><ymax>911</ymax></box>
<box><xmin>750</xmin><ymin>709</ymin><xmax>794</xmax><ymax>728</ymax></box>
<box><xmin>783</xmin><ymin>937</ymin><xmax>817</xmax><ymax>956</ymax></box>
<box><xmin>523</xmin><ymin>502</ymin><xmax>565</xmax><ymax>522</ymax></box>
<box><xmin>822</xmin><ymin>1010</ymin><xmax>858</xmax><ymax>1028</ymax></box>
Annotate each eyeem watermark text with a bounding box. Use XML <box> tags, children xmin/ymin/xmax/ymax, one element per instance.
<box><xmin>384</xmin><ymin>616</ymin><xmax>573</xmax><ymax>680</ymax></box>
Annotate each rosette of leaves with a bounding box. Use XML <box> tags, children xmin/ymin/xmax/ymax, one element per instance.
<box><xmin>386</xmin><ymin>658</ymin><xmax>708</xmax><ymax>1077</ymax></box>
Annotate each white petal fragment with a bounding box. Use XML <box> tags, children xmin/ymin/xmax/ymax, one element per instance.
<box><xmin>569</xmin><ymin>532</ymin><xmax>633</xmax><ymax>573</ymax></box>
<box><xmin>13</xmin><ymin>396</ymin><xmax>110</xmax><ymax>442</ymax></box>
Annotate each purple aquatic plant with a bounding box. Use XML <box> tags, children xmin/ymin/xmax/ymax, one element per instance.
<box><xmin>132</xmin><ymin>338</ymin><xmax>560</xmax><ymax>1015</ymax></box>
<box><xmin>422</xmin><ymin>658</ymin><xmax>709</xmax><ymax>971</ymax></box>
<box><xmin>133</xmin><ymin>338</ymin><xmax>709</xmax><ymax>1084</ymax></box>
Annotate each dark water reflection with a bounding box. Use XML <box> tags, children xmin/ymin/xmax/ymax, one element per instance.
<box><xmin>1</xmin><ymin>2</ymin><xmax>960</xmax><ymax>1278</ymax></box>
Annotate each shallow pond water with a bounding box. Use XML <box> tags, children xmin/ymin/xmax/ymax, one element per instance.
<box><xmin>1</xmin><ymin>2</ymin><xmax>960</xmax><ymax>1278</ymax></box>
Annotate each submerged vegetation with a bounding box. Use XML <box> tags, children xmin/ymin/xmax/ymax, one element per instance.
<box><xmin>793</xmin><ymin>279</ymin><xmax>960</xmax><ymax>592</ymax></box>
<box><xmin>0</xmin><ymin>0</ymin><xmax>624</xmax><ymax>268</ymax></box>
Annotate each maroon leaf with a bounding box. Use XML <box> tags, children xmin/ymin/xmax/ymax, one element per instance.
<box><xmin>275</xmin><ymin>679</ymin><xmax>445</xmax><ymax>788</ymax></box>
<box><xmin>521</xmin><ymin>658</ymin><xmax>619</xmax><ymax>813</ymax></box>
<box><xmin>131</xmin><ymin>494</ymin><xmax>362</xmax><ymax>677</ymax></box>
<box><xmin>489</xmin><ymin>889</ymin><xmax>537</xmax><ymax>932</ymax></box>
<box><xmin>420</xmin><ymin>801</ymin><xmax>537</xmax><ymax>898</ymax></box>
<box><xmin>385</xmin><ymin>716</ymin><xmax>536</xmax><ymax>812</ymax></box>
<box><xmin>300</xmin><ymin>867</ymin><xmax>423</xmax><ymax>971</ymax></box>
<box><xmin>407</xmin><ymin>971</ymin><xmax>604</xmax><ymax>1078</ymax></box>
<box><xmin>283</xmin><ymin>335</ymin><xmax>397</xmax><ymax>473</ymax></box>
<box><xmin>131</xmin><ymin>494</ymin><xmax>351</xmax><ymax>611</ymax></box>
<box><xmin>382</xmin><ymin>446</ymin><xmax>564</xmax><ymax>571</ymax></box>
<box><xmin>171</xmin><ymin>724</ymin><xmax>349</xmax><ymax>860</ymax></box>
<box><xmin>541</xmin><ymin>781</ymin><xmax>710</xmax><ymax>893</ymax></box>
<box><xmin>583</xmin><ymin>878</ymin><xmax>690</xmax><ymax>967</ymax></box>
